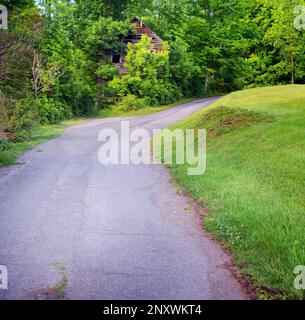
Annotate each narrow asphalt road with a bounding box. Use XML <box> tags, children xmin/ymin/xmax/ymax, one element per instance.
<box><xmin>0</xmin><ymin>97</ymin><xmax>246</xmax><ymax>300</ymax></box>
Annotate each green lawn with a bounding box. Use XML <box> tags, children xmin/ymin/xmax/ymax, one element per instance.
<box><xmin>167</xmin><ymin>85</ymin><xmax>305</xmax><ymax>299</ymax></box>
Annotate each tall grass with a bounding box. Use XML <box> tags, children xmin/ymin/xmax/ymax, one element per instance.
<box><xmin>168</xmin><ymin>85</ymin><xmax>305</xmax><ymax>299</ymax></box>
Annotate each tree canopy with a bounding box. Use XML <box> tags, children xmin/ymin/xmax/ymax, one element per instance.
<box><xmin>1</xmin><ymin>0</ymin><xmax>304</xmax><ymax>140</ymax></box>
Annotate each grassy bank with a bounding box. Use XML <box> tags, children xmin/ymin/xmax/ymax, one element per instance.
<box><xmin>166</xmin><ymin>85</ymin><xmax>305</xmax><ymax>299</ymax></box>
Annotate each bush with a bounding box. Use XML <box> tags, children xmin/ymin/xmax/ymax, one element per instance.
<box><xmin>8</xmin><ymin>97</ymin><xmax>40</xmax><ymax>140</ymax></box>
<box><xmin>96</xmin><ymin>63</ymin><xmax>119</xmax><ymax>81</ymax></box>
<box><xmin>0</xmin><ymin>139</ymin><xmax>8</xmax><ymax>151</ymax></box>
<box><xmin>114</xmin><ymin>94</ymin><xmax>149</xmax><ymax>112</ymax></box>
<box><xmin>95</xmin><ymin>84</ymin><xmax>118</xmax><ymax>109</ymax></box>
<box><xmin>157</xmin><ymin>82</ymin><xmax>183</xmax><ymax>105</ymax></box>
<box><xmin>0</xmin><ymin>93</ymin><xmax>11</xmax><ymax>142</ymax></box>
<box><xmin>109</xmin><ymin>36</ymin><xmax>177</xmax><ymax>107</ymax></box>
<box><xmin>37</xmin><ymin>96</ymin><xmax>71</xmax><ymax>125</ymax></box>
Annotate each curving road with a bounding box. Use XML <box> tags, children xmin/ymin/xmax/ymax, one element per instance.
<box><xmin>0</xmin><ymin>97</ymin><xmax>246</xmax><ymax>300</ymax></box>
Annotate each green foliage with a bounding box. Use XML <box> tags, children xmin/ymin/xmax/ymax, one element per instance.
<box><xmin>109</xmin><ymin>35</ymin><xmax>180</xmax><ymax>105</ymax></box>
<box><xmin>96</xmin><ymin>63</ymin><xmax>119</xmax><ymax>81</ymax></box>
<box><xmin>95</xmin><ymin>84</ymin><xmax>117</xmax><ymax>110</ymax></box>
<box><xmin>36</xmin><ymin>95</ymin><xmax>71</xmax><ymax>125</ymax></box>
<box><xmin>59</xmin><ymin>48</ymin><xmax>96</xmax><ymax>115</ymax></box>
<box><xmin>114</xmin><ymin>94</ymin><xmax>149</xmax><ymax>112</ymax></box>
<box><xmin>1</xmin><ymin>92</ymin><xmax>38</xmax><ymax>142</ymax></box>
<box><xmin>8</xmin><ymin>97</ymin><xmax>39</xmax><ymax>140</ymax></box>
<box><xmin>84</xmin><ymin>17</ymin><xmax>130</xmax><ymax>59</ymax></box>
<box><xmin>1</xmin><ymin>0</ymin><xmax>34</xmax><ymax>10</ymax></box>
<box><xmin>130</xmin><ymin>0</ymin><xmax>192</xmax><ymax>40</ymax></box>
<box><xmin>2</xmin><ymin>0</ymin><xmax>305</xmax><ymax>140</ymax></box>
<box><xmin>0</xmin><ymin>139</ymin><xmax>8</xmax><ymax>151</ymax></box>
<box><xmin>169</xmin><ymin>38</ymin><xmax>198</xmax><ymax>96</ymax></box>
<box><xmin>243</xmin><ymin>0</ymin><xmax>305</xmax><ymax>86</ymax></box>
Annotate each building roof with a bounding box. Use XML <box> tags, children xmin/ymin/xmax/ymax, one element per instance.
<box><xmin>130</xmin><ymin>17</ymin><xmax>163</xmax><ymax>50</ymax></box>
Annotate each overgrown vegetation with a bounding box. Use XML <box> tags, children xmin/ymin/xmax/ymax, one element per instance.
<box><xmin>167</xmin><ymin>85</ymin><xmax>305</xmax><ymax>299</ymax></box>
<box><xmin>1</xmin><ymin>0</ymin><xmax>305</xmax><ymax>152</ymax></box>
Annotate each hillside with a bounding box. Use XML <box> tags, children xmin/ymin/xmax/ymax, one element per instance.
<box><xmin>168</xmin><ymin>85</ymin><xmax>305</xmax><ymax>299</ymax></box>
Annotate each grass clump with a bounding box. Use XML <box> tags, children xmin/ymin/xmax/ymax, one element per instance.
<box><xmin>197</xmin><ymin>106</ymin><xmax>274</xmax><ymax>137</ymax></box>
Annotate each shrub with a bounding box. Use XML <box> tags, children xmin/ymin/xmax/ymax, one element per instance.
<box><xmin>0</xmin><ymin>93</ymin><xmax>11</xmax><ymax>142</ymax></box>
<box><xmin>114</xmin><ymin>94</ymin><xmax>149</xmax><ymax>112</ymax></box>
<box><xmin>37</xmin><ymin>95</ymin><xmax>71</xmax><ymax>125</ymax></box>
<box><xmin>95</xmin><ymin>84</ymin><xmax>118</xmax><ymax>109</ymax></box>
<box><xmin>96</xmin><ymin>63</ymin><xmax>119</xmax><ymax>81</ymax></box>
<box><xmin>109</xmin><ymin>36</ymin><xmax>175</xmax><ymax>107</ymax></box>
<box><xmin>0</xmin><ymin>139</ymin><xmax>8</xmax><ymax>151</ymax></box>
<box><xmin>8</xmin><ymin>97</ymin><xmax>40</xmax><ymax>140</ymax></box>
<box><xmin>157</xmin><ymin>82</ymin><xmax>183</xmax><ymax>105</ymax></box>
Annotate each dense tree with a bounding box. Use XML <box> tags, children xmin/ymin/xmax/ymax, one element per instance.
<box><xmin>1</xmin><ymin>0</ymin><xmax>305</xmax><ymax>142</ymax></box>
<box><xmin>260</xmin><ymin>0</ymin><xmax>305</xmax><ymax>84</ymax></box>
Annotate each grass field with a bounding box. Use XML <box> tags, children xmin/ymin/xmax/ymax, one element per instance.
<box><xmin>167</xmin><ymin>85</ymin><xmax>305</xmax><ymax>299</ymax></box>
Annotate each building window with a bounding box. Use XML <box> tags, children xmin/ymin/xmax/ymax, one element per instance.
<box><xmin>112</xmin><ymin>54</ymin><xmax>121</xmax><ymax>64</ymax></box>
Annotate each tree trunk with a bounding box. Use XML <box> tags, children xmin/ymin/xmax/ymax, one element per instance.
<box><xmin>205</xmin><ymin>73</ymin><xmax>209</xmax><ymax>92</ymax></box>
<box><xmin>32</xmin><ymin>50</ymin><xmax>42</xmax><ymax>99</ymax></box>
<box><xmin>291</xmin><ymin>55</ymin><xmax>295</xmax><ymax>85</ymax></box>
